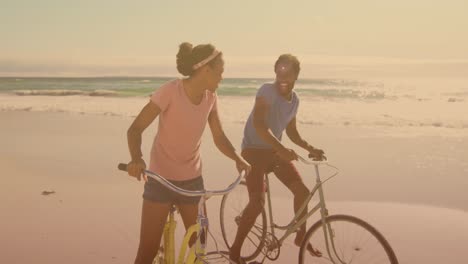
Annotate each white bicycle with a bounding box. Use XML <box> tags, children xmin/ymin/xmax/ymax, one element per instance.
<box><xmin>219</xmin><ymin>156</ymin><xmax>399</xmax><ymax>264</ymax></box>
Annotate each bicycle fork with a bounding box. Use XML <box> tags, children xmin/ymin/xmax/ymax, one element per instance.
<box><xmin>315</xmin><ymin>165</ymin><xmax>346</xmax><ymax>264</ymax></box>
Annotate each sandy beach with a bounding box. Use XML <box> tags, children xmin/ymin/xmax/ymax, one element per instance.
<box><xmin>3</xmin><ymin>0</ymin><xmax>468</xmax><ymax>262</ymax></box>
<box><xmin>1</xmin><ymin>107</ymin><xmax>467</xmax><ymax>263</ymax></box>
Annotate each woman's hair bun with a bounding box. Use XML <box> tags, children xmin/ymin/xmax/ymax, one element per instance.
<box><xmin>176</xmin><ymin>42</ymin><xmax>194</xmax><ymax>76</ymax></box>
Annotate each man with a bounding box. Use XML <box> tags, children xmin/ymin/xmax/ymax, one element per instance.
<box><xmin>230</xmin><ymin>54</ymin><xmax>325</xmax><ymax>263</ymax></box>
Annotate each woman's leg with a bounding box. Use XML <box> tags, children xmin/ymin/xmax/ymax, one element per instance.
<box><xmin>134</xmin><ymin>199</ymin><xmax>172</xmax><ymax>264</ymax></box>
<box><xmin>174</xmin><ymin>176</ymin><xmax>205</xmax><ymax>247</ymax></box>
<box><xmin>177</xmin><ymin>203</ymin><xmax>203</xmax><ymax>247</ymax></box>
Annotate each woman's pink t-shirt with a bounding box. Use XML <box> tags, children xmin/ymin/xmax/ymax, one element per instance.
<box><xmin>149</xmin><ymin>79</ymin><xmax>217</xmax><ymax>181</ymax></box>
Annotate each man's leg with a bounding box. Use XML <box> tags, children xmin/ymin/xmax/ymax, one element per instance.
<box><xmin>273</xmin><ymin>158</ymin><xmax>322</xmax><ymax>257</ymax></box>
<box><xmin>229</xmin><ymin>192</ymin><xmax>265</xmax><ymax>262</ymax></box>
<box><xmin>229</xmin><ymin>149</ymin><xmax>270</xmax><ymax>263</ymax></box>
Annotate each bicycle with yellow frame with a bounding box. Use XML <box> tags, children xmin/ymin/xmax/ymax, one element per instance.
<box><xmin>118</xmin><ymin>163</ymin><xmax>245</xmax><ymax>264</ymax></box>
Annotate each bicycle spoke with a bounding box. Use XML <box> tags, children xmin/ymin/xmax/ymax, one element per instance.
<box><xmin>300</xmin><ymin>215</ymin><xmax>397</xmax><ymax>264</ymax></box>
<box><xmin>220</xmin><ymin>182</ymin><xmax>267</xmax><ymax>261</ymax></box>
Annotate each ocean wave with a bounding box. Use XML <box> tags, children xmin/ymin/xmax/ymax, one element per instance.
<box><xmin>298</xmin><ymin>78</ymin><xmax>383</xmax><ymax>88</ymax></box>
<box><xmin>133</xmin><ymin>79</ymin><xmax>152</xmax><ymax>83</ymax></box>
<box><xmin>365</xmin><ymin>120</ymin><xmax>468</xmax><ymax>130</ymax></box>
<box><xmin>14</xmin><ymin>89</ymin><xmax>118</xmax><ymax>97</ymax></box>
<box><xmin>0</xmin><ymin>77</ymin><xmax>402</xmax><ymax>100</ymax></box>
<box><xmin>444</xmin><ymin>91</ymin><xmax>468</xmax><ymax>97</ymax></box>
<box><xmin>15</xmin><ymin>90</ymin><xmax>87</xmax><ymax>96</ymax></box>
<box><xmin>447</xmin><ymin>98</ymin><xmax>464</xmax><ymax>102</ymax></box>
<box><xmin>89</xmin><ymin>90</ymin><xmax>119</xmax><ymax>96</ymax></box>
<box><xmin>2</xmin><ymin>102</ymin><xmax>467</xmax><ymax>131</ymax></box>
<box><xmin>296</xmin><ymin>88</ymin><xmax>388</xmax><ymax>100</ymax></box>
<box><xmin>9</xmin><ymin>87</ymin><xmax>392</xmax><ymax>100</ymax></box>
<box><xmin>2</xmin><ymin>77</ymin><xmax>465</xmax><ymax>103</ymax></box>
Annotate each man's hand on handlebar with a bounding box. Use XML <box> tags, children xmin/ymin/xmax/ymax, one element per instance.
<box><xmin>307</xmin><ymin>146</ymin><xmax>326</xmax><ymax>161</ymax></box>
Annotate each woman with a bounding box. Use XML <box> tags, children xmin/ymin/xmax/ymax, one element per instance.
<box><xmin>125</xmin><ymin>42</ymin><xmax>251</xmax><ymax>264</ymax></box>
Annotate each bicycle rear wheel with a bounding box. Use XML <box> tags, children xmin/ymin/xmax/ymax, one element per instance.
<box><xmin>220</xmin><ymin>181</ymin><xmax>267</xmax><ymax>261</ymax></box>
<box><xmin>299</xmin><ymin>214</ymin><xmax>398</xmax><ymax>264</ymax></box>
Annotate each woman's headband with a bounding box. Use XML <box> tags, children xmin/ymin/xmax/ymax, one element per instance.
<box><xmin>192</xmin><ymin>50</ymin><xmax>221</xmax><ymax>70</ymax></box>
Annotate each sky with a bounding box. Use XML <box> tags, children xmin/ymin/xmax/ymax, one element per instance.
<box><xmin>1</xmin><ymin>0</ymin><xmax>468</xmax><ymax>77</ymax></box>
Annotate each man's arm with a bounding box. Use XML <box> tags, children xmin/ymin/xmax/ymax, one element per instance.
<box><xmin>253</xmin><ymin>97</ymin><xmax>298</xmax><ymax>161</ymax></box>
<box><xmin>285</xmin><ymin>117</ymin><xmax>312</xmax><ymax>150</ymax></box>
<box><xmin>286</xmin><ymin>117</ymin><xmax>325</xmax><ymax>159</ymax></box>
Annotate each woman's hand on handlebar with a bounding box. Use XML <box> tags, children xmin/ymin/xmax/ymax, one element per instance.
<box><xmin>235</xmin><ymin>156</ymin><xmax>252</xmax><ymax>177</ymax></box>
<box><xmin>127</xmin><ymin>158</ymin><xmax>147</xmax><ymax>181</ymax></box>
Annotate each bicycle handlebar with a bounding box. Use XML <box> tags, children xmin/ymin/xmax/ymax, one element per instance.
<box><xmin>118</xmin><ymin>154</ymin><xmax>327</xmax><ymax>197</ymax></box>
<box><xmin>297</xmin><ymin>155</ymin><xmax>328</xmax><ymax>165</ymax></box>
<box><xmin>118</xmin><ymin>163</ymin><xmax>245</xmax><ymax>198</ymax></box>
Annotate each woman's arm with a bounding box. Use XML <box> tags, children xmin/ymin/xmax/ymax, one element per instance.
<box><xmin>126</xmin><ymin>101</ymin><xmax>161</xmax><ymax>180</ymax></box>
<box><xmin>208</xmin><ymin>110</ymin><xmax>251</xmax><ymax>174</ymax></box>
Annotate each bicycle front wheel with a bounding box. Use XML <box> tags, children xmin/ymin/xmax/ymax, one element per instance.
<box><xmin>299</xmin><ymin>214</ymin><xmax>398</xmax><ymax>264</ymax></box>
<box><xmin>220</xmin><ymin>181</ymin><xmax>267</xmax><ymax>261</ymax></box>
